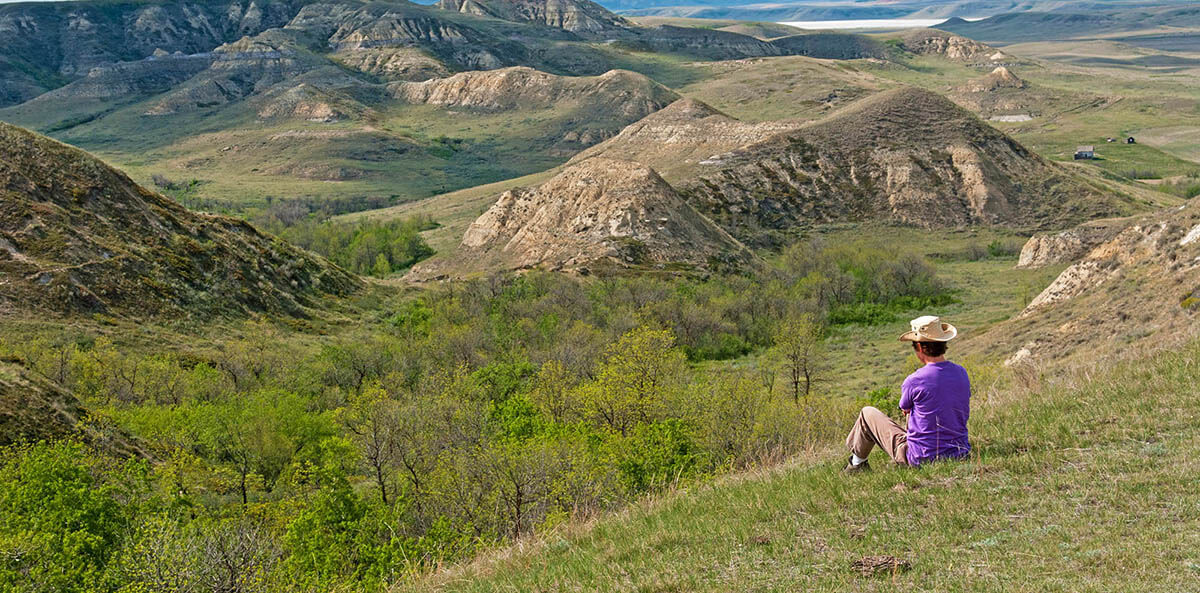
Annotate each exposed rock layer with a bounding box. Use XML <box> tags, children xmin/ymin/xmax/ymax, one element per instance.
<box><xmin>980</xmin><ymin>202</ymin><xmax>1200</xmax><ymax>365</ymax></box>
<box><xmin>678</xmin><ymin>87</ymin><xmax>1129</xmax><ymax>245</ymax></box>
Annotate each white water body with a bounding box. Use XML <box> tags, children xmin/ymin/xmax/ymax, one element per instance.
<box><xmin>778</xmin><ymin>18</ymin><xmax>984</xmax><ymax>31</ymax></box>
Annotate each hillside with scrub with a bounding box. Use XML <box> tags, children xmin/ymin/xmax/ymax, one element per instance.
<box><xmin>402</xmin><ymin>337</ymin><xmax>1200</xmax><ymax>592</ymax></box>
<box><xmin>2</xmin><ymin>0</ymin><xmax>1200</xmax><ymax>591</ymax></box>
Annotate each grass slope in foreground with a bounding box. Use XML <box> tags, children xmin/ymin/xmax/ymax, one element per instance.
<box><xmin>410</xmin><ymin>340</ymin><xmax>1200</xmax><ymax>592</ymax></box>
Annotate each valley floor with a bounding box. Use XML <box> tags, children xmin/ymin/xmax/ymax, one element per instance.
<box><xmin>404</xmin><ymin>339</ymin><xmax>1200</xmax><ymax>592</ymax></box>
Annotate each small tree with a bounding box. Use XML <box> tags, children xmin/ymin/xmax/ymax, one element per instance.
<box><xmin>371</xmin><ymin>253</ymin><xmax>392</xmax><ymax>278</ymax></box>
<box><xmin>583</xmin><ymin>327</ymin><xmax>687</xmax><ymax>436</ymax></box>
<box><xmin>771</xmin><ymin>314</ymin><xmax>826</xmax><ymax>402</ymax></box>
<box><xmin>341</xmin><ymin>383</ymin><xmax>399</xmax><ymax>504</ymax></box>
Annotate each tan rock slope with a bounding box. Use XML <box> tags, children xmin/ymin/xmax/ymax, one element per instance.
<box><xmin>390</xmin><ymin>67</ymin><xmax>676</xmax><ymax>116</ymax></box>
<box><xmin>974</xmin><ymin>202</ymin><xmax>1200</xmax><ymax>366</ymax></box>
<box><xmin>966</xmin><ymin>66</ymin><xmax>1025</xmax><ymax>93</ymax></box>
<box><xmin>950</xmin><ymin>66</ymin><xmax>1066</xmax><ymax>118</ymax></box>
<box><xmin>679</xmin><ymin>87</ymin><xmax>1136</xmax><ymax>246</ymax></box>
<box><xmin>568</xmin><ymin>98</ymin><xmax>803</xmax><ymax>181</ymax></box>
<box><xmin>896</xmin><ymin>28</ymin><xmax>1001</xmax><ymax>63</ymax></box>
<box><xmin>0</xmin><ymin>122</ymin><xmax>360</xmax><ymax>318</ymax></box>
<box><xmin>1017</xmin><ymin>217</ymin><xmax>1134</xmax><ymax>269</ymax></box>
<box><xmin>412</xmin><ymin>158</ymin><xmax>751</xmax><ymax>277</ymax></box>
<box><xmin>436</xmin><ymin>0</ymin><xmax>629</xmax><ymax>33</ymax></box>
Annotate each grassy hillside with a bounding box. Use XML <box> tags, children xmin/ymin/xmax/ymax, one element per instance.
<box><xmin>405</xmin><ymin>338</ymin><xmax>1200</xmax><ymax>592</ymax></box>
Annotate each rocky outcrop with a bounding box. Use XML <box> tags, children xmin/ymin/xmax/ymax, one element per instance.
<box><xmin>974</xmin><ymin>202</ymin><xmax>1200</xmax><ymax>366</ymax></box>
<box><xmin>678</xmin><ymin>87</ymin><xmax>1133</xmax><ymax>246</ymax></box>
<box><xmin>0</xmin><ymin>122</ymin><xmax>360</xmax><ymax>318</ymax></box>
<box><xmin>966</xmin><ymin>66</ymin><xmax>1025</xmax><ymax>93</ymax></box>
<box><xmin>436</xmin><ymin>0</ymin><xmax>629</xmax><ymax>34</ymax></box>
<box><xmin>0</xmin><ymin>0</ymin><xmax>308</xmax><ymax>107</ymax></box>
<box><xmin>389</xmin><ymin>67</ymin><xmax>676</xmax><ymax>115</ymax></box>
<box><xmin>424</xmin><ymin>158</ymin><xmax>751</xmax><ymax>275</ymax></box>
<box><xmin>950</xmin><ymin>66</ymin><xmax>1048</xmax><ymax>116</ymax></box>
<box><xmin>897</xmin><ymin>28</ymin><xmax>997</xmax><ymax>62</ymax></box>
<box><xmin>1017</xmin><ymin>218</ymin><xmax>1130</xmax><ymax>269</ymax></box>
<box><xmin>142</xmin><ymin>30</ymin><xmax>329</xmax><ymax>115</ymax></box>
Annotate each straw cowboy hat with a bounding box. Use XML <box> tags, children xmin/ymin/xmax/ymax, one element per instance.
<box><xmin>899</xmin><ymin>315</ymin><xmax>958</xmax><ymax>342</ymax></box>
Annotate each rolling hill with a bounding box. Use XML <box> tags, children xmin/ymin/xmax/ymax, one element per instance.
<box><xmin>0</xmin><ymin>122</ymin><xmax>360</xmax><ymax>319</ymax></box>
<box><xmin>568</xmin><ymin>98</ymin><xmax>803</xmax><ymax>181</ymax></box>
<box><xmin>677</xmin><ymin>87</ymin><xmax>1140</xmax><ymax>245</ymax></box>
<box><xmin>941</xmin><ymin>6</ymin><xmax>1200</xmax><ymax>44</ymax></box>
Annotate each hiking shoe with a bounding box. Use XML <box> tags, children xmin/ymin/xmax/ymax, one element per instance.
<box><xmin>843</xmin><ymin>458</ymin><xmax>871</xmax><ymax>473</ymax></box>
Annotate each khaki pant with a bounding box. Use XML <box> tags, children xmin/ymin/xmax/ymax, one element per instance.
<box><xmin>846</xmin><ymin>406</ymin><xmax>909</xmax><ymax>465</ymax></box>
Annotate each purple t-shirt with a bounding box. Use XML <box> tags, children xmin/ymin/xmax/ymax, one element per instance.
<box><xmin>899</xmin><ymin>361</ymin><xmax>971</xmax><ymax>466</ymax></box>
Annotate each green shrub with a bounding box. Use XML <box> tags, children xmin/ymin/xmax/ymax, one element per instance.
<box><xmin>617</xmin><ymin>420</ymin><xmax>706</xmax><ymax>494</ymax></box>
<box><xmin>0</xmin><ymin>442</ymin><xmax>144</xmax><ymax>592</ymax></box>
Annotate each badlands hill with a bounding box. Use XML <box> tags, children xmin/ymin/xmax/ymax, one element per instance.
<box><xmin>390</xmin><ymin>67</ymin><xmax>676</xmax><ymax>116</ymax></box>
<box><xmin>568</xmin><ymin>98</ymin><xmax>802</xmax><ymax>181</ymax></box>
<box><xmin>895</xmin><ymin>28</ymin><xmax>1004</xmax><ymax>63</ymax></box>
<box><xmin>948</xmin><ymin>66</ymin><xmax>1067</xmax><ymax>118</ymax></box>
<box><xmin>678</xmin><ymin>87</ymin><xmax>1137</xmax><ymax>245</ymax></box>
<box><xmin>975</xmin><ymin>201</ymin><xmax>1200</xmax><ymax>366</ymax></box>
<box><xmin>0</xmin><ymin>122</ymin><xmax>359</xmax><ymax>318</ymax></box>
<box><xmin>436</xmin><ymin>0</ymin><xmax>629</xmax><ymax>33</ymax></box>
<box><xmin>0</xmin><ymin>0</ymin><xmax>307</xmax><ymax>107</ymax></box>
<box><xmin>411</xmin><ymin>158</ymin><xmax>751</xmax><ymax>277</ymax></box>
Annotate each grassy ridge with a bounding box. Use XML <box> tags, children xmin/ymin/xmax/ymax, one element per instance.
<box><xmin>407</xmin><ymin>340</ymin><xmax>1200</xmax><ymax>592</ymax></box>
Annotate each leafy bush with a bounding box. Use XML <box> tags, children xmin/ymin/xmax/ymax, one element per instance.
<box><xmin>0</xmin><ymin>442</ymin><xmax>145</xmax><ymax>592</ymax></box>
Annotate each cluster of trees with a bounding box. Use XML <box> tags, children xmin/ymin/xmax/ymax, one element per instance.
<box><xmin>263</xmin><ymin>216</ymin><xmax>436</xmax><ymax>278</ymax></box>
<box><xmin>0</xmin><ymin>236</ymin><xmax>953</xmax><ymax>592</ymax></box>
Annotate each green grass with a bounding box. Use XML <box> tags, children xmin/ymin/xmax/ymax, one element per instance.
<box><xmin>403</xmin><ymin>339</ymin><xmax>1200</xmax><ymax>592</ymax></box>
<box><xmin>748</xmin><ymin>225</ymin><xmax>1062</xmax><ymax>399</ymax></box>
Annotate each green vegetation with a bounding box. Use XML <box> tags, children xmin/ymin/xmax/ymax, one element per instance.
<box><xmin>264</xmin><ymin>215</ymin><xmax>437</xmax><ymax>278</ymax></box>
<box><xmin>0</xmin><ymin>235</ymin><xmax>956</xmax><ymax>591</ymax></box>
<box><xmin>402</xmin><ymin>338</ymin><xmax>1200</xmax><ymax>592</ymax></box>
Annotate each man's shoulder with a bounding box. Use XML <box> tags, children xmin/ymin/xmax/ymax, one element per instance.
<box><xmin>902</xmin><ymin>366</ymin><xmax>931</xmax><ymax>389</ymax></box>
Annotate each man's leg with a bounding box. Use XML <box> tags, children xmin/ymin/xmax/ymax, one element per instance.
<box><xmin>845</xmin><ymin>406</ymin><xmax>909</xmax><ymax>465</ymax></box>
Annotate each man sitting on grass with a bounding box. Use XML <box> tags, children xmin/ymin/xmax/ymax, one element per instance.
<box><xmin>844</xmin><ymin>315</ymin><xmax>971</xmax><ymax>472</ymax></box>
